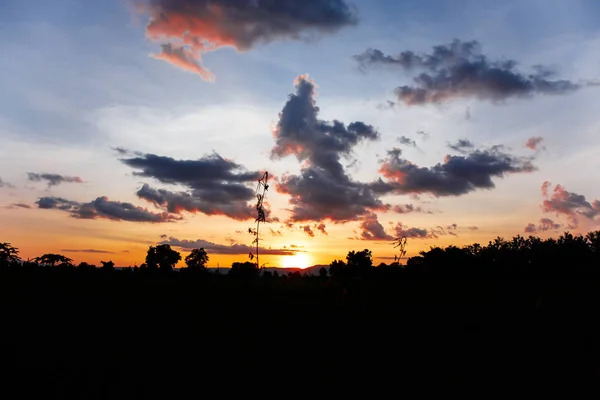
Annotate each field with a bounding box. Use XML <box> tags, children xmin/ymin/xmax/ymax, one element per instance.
<box><xmin>2</xmin><ymin>267</ymin><xmax>599</xmax><ymax>395</ymax></box>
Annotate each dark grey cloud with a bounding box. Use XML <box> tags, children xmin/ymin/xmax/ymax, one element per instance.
<box><xmin>36</xmin><ymin>197</ymin><xmax>80</xmax><ymax>211</ymax></box>
<box><xmin>271</xmin><ymin>76</ymin><xmax>379</xmax><ymax>172</ymax></box>
<box><xmin>113</xmin><ymin>147</ymin><xmax>128</xmax><ymax>155</ymax></box>
<box><xmin>144</xmin><ymin>0</ymin><xmax>357</xmax><ymax>79</ymax></box>
<box><xmin>359</xmin><ymin>213</ymin><xmax>437</xmax><ymax>241</ymax></box>
<box><xmin>432</xmin><ymin>223</ymin><xmax>459</xmax><ymax>237</ymax></box>
<box><xmin>161</xmin><ymin>236</ymin><xmax>296</xmax><ymax>256</ymax></box>
<box><xmin>121</xmin><ymin>153</ymin><xmax>260</xmax><ymax>220</ymax></box>
<box><xmin>541</xmin><ymin>182</ymin><xmax>600</xmax><ymax>227</ymax></box>
<box><xmin>468</xmin><ymin>226</ymin><xmax>479</xmax><ymax>231</ymax></box>
<box><xmin>111</xmin><ymin>146</ymin><xmax>142</xmax><ymax>156</ymax></box>
<box><xmin>375</xmin><ymin>144</ymin><xmax>535</xmax><ymax>197</ymax></box>
<box><xmin>136</xmin><ymin>183</ymin><xmax>253</xmax><ymax>220</ymax></box>
<box><xmin>272</xmin><ymin>75</ymin><xmax>387</xmax><ymax>222</ymax></box>
<box><xmin>360</xmin><ymin>213</ymin><xmax>393</xmax><ymax>241</ymax></box>
<box><xmin>524</xmin><ymin>217</ymin><xmax>562</xmax><ymax>233</ymax></box>
<box><xmin>448</xmin><ymin>139</ymin><xmax>474</xmax><ymax>153</ymax></box>
<box><xmin>393</xmin><ymin>223</ymin><xmax>433</xmax><ymax>239</ymax></box>
<box><xmin>392</xmin><ymin>204</ymin><xmax>430</xmax><ymax>214</ymax></box>
<box><xmin>397</xmin><ymin>135</ymin><xmax>417</xmax><ymax>147</ymax></box>
<box><xmin>61</xmin><ymin>249</ymin><xmax>116</xmax><ymax>254</ymax></box>
<box><xmin>355</xmin><ymin>39</ymin><xmax>584</xmax><ymax>105</ymax></box>
<box><xmin>277</xmin><ymin>168</ymin><xmax>388</xmax><ymax>222</ymax></box>
<box><xmin>122</xmin><ymin>152</ymin><xmax>259</xmax><ymax>186</ymax></box>
<box><xmin>36</xmin><ymin>196</ymin><xmax>179</xmax><ymax>223</ymax></box>
<box><xmin>27</xmin><ymin>173</ymin><xmax>84</xmax><ymax>187</ymax></box>
<box><xmin>7</xmin><ymin>203</ymin><xmax>32</xmax><ymax>209</ymax></box>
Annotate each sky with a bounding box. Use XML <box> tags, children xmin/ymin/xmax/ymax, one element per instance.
<box><xmin>1</xmin><ymin>0</ymin><xmax>600</xmax><ymax>268</ymax></box>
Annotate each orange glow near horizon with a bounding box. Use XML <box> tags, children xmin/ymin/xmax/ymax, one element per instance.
<box><xmin>281</xmin><ymin>252</ymin><xmax>312</xmax><ymax>269</ymax></box>
<box><xmin>1</xmin><ymin>198</ymin><xmax>577</xmax><ymax>270</ymax></box>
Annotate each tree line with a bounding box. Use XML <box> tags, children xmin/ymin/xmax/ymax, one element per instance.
<box><xmin>2</xmin><ymin>230</ymin><xmax>600</xmax><ymax>280</ymax></box>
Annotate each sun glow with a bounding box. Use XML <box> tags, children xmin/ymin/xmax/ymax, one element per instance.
<box><xmin>282</xmin><ymin>252</ymin><xmax>312</xmax><ymax>269</ymax></box>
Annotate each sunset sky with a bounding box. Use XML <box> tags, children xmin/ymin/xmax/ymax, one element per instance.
<box><xmin>1</xmin><ymin>0</ymin><xmax>599</xmax><ymax>268</ymax></box>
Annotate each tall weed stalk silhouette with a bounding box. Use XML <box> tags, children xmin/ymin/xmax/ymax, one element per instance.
<box><xmin>393</xmin><ymin>236</ymin><xmax>408</xmax><ymax>264</ymax></box>
<box><xmin>249</xmin><ymin>172</ymin><xmax>269</xmax><ymax>270</ymax></box>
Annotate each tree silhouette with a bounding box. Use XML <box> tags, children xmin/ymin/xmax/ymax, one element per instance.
<box><xmin>145</xmin><ymin>244</ymin><xmax>181</xmax><ymax>271</ymax></box>
<box><xmin>329</xmin><ymin>259</ymin><xmax>346</xmax><ymax>277</ymax></box>
<box><xmin>33</xmin><ymin>253</ymin><xmax>73</xmax><ymax>268</ymax></box>
<box><xmin>319</xmin><ymin>267</ymin><xmax>328</xmax><ymax>278</ymax></box>
<box><xmin>229</xmin><ymin>261</ymin><xmax>259</xmax><ymax>279</ymax></box>
<box><xmin>185</xmin><ymin>248</ymin><xmax>209</xmax><ymax>271</ymax></box>
<box><xmin>347</xmin><ymin>249</ymin><xmax>373</xmax><ymax>273</ymax></box>
<box><xmin>100</xmin><ymin>260</ymin><xmax>115</xmax><ymax>271</ymax></box>
<box><xmin>0</xmin><ymin>242</ymin><xmax>20</xmax><ymax>265</ymax></box>
<box><xmin>77</xmin><ymin>262</ymin><xmax>95</xmax><ymax>270</ymax></box>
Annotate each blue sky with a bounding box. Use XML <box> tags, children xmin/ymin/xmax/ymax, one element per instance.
<box><xmin>1</xmin><ymin>0</ymin><xmax>599</xmax><ymax>267</ymax></box>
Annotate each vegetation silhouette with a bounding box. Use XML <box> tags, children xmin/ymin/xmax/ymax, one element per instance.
<box><xmin>2</xmin><ymin>231</ymin><xmax>600</xmax><ymax>392</ymax></box>
<box><xmin>145</xmin><ymin>244</ymin><xmax>181</xmax><ymax>271</ymax></box>
<box><xmin>248</xmin><ymin>171</ymin><xmax>269</xmax><ymax>270</ymax></box>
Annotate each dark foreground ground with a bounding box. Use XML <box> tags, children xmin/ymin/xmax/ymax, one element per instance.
<box><xmin>1</xmin><ymin>271</ymin><xmax>599</xmax><ymax>396</ymax></box>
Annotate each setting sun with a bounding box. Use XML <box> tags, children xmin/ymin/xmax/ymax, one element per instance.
<box><xmin>282</xmin><ymin>252</ymin><xmax>312</xmax><ymax>269</ymax></box>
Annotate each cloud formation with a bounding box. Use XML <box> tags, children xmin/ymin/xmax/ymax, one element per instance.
<box><xmin>269</xmin><ymin>228</ymin><xmax>283</xmax><ymax>237</ymax></box>
<box><xmin>152</xmin><ymin>43</ymin><xmax>215</xmax><ymax>81</ymax></box>
<box><xmin>316</xmin><ymin>223</ymin><xmax>327</xmax><ymax>235</ymax></box>
<box><xmin>431</xmin><ymin>223</ymin><xmax>458</xmax><ymax>237</ymax></box>
<box><xmin>272</xmin><ymin>75</ymin><xmax>386</xmax><ymax>222</ymax></box>
<box><xmin>416</xmin><ymin>130</ymin><xmax>430</xmax><ymax>140</ymax></box>
<box><xmin>27</xmin><ymin>173</ymin><xmax>84</xmax><ymax>187</ymax></box>
<box><xmin>10</xmin><ymin>203</ymin><xmax>32</xmax><ymax>209</ymax></box>
<box><xmin>392</xmin><ymin>204</ymin><xmax>429</xmax><ymax>214</ymax></box>
<box><xmin>376</xmin><ymin>144</ymin><xmax>535</xmax><ymax>197</ymax></box>
<box><xmin>524</xmin><ymin>218</ymin><xmax>562</xmax><ymax>233</ymax></box>
<box><xmin>360</xmin><ymin>213</ymin><xmax>393</xmax><ymax>240</ymax></box>
<box><xmin>541</xmin><ymin>182</ymin><xmax>600</xmax><ymax>228</ymax></box>
<box><xmin>448</xmin><ymin>139</ymin><xmax>474</xmax><ymax>153</ymax></box>
<box><xmin>36</xmin><ymin>196</ymin><xmax>179</xmax><ymax>223</ymax></box>
<box><xmin>525</xmin><ymin>136</ymin><xmax>544</xmax><ymax>151</ymax></box>
<box><xmin>393</xmin><ymin>222</ymin><xmax>432</xmax><ymax>239</ymax></box>
<box><xmin>397</xmin><ymin>135</ymin><xmax>417</xmax><ymax>147</ymax></box>
<box><xmin>0</xmin><ymin>177</ymin><xmax>14</xmax><ymax>188</ymax></box>
<box><xmin>121</xmin><ymin>152</ymin><xmax>260</xmax><ymax>220</ymax></box>
<box><xmin>136</xmin><ymin>183</ymin><xmax>253</xmax><ymax>220</ymax></box>
<box><xmin>302</xmin><ymin>225</ymin><xmax>315</xmax><ymax>237</ymax></box>
<box><xmin>141</xmin><ymin>0</ymin><xmax>357</xmax><ymax>79</ymax></box>
<box><xmin>359</xmin><ymin>213</ymin><xmax>438</xmax><ymax>240</ymax></box>
<box><xmin>354</xmin><ymin>39</ymin><xmax>583</xmax><ymax>105</ymax></box>
<box><xmin>299</xmin><ymin>223</ymin><xmax>328</xmax><ymax>237</ymax></box>
<box><xmin>61</xmin><ymin>249</ymin><xmax>116</xmax><ymax>254</ymax></box>
<box><xmin>161</xmin><ymin>236</ymin><xmax>296</xmax><ymax>256</ymax></box>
